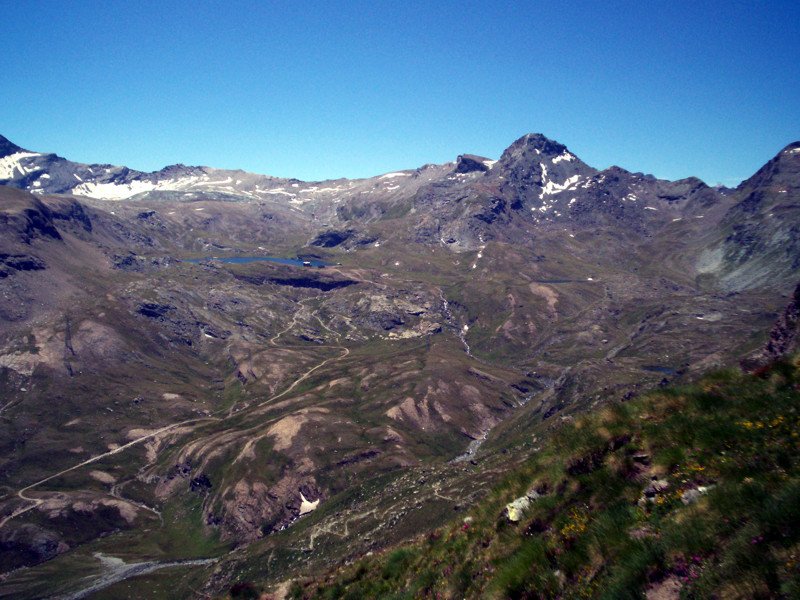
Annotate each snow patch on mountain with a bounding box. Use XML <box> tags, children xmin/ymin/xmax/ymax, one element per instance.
<box><xmin>552</xmin><ymin>151</ymin><xmax>575</xmax><ymax>164</ymax></box>
<box><xmin>299</xmin><ymin>493</ymin><xmax>320</xmax><ymax>516</ymax></box>
<box><xmin>72</xmin><ymin>180</ymin><xmax>159</xmax><ymax>200</ymax></box>
<box><xmin>196</xmin><ymin>176</ymin><xmax>233</xmax><ymax>186</ymax></box>
<box><xmin>262</xmin><ymin>188</ymin><xmax>295</xmax><ymax>197</ymax></box>
<box><xmin>68</xmin><ymin>172</ymin><xmax>292</xmax><ymax>200</ymax></box>
<box><xmin>539</xmin><ymin>174</ymin><xmax>581</xmax><ymax>199</ymax></box>
<box><xmin>0</xmin><ymin>152</ymin><xmax>42</xmax><ymax>179</ymax></box>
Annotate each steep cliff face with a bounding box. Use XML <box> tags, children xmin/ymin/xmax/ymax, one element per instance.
<box><xmin>745</xmin><ymin>280</ymin><xmax>800</xmax><ymax>368</ymax></box>
<box><xmin>767</xmin><ymin>281</ymin><xmax>800</xmax><ymax>357</ymax></box>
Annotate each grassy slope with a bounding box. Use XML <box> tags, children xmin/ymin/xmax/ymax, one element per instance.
<box><xmin>277</xmin><ymin>357</ymin><xmax>800</xmax><ymax>600</ymax></box>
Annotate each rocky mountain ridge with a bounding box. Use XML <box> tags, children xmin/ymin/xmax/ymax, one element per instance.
<box><xmin>0</xmin><ymin>133</ymin><xmax>731</xmax><ymax>243</ymax></box>
<box><xmin>6</xmin><ymin>133</ymin><xmax>796</xmax><ymax>272</ymax></box>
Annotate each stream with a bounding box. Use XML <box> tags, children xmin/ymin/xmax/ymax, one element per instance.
<box><xmin>451</xmin><ymin>431</ymin><xmax>488</xmax><ymax>463</ymax></box>
<box><xmin>450</xmin><ymin>392</ymin><xmax>536</xmax><ymax>464</ymax></box>
<box><xmin>438</xmin><ymin>290</ymin><xmax>472</xmax><ymax>357</ymax></box>
<box><xmin>50</xmin><ymin>553</ymin><xmax>216</xmax><ymax>600</ymax></box>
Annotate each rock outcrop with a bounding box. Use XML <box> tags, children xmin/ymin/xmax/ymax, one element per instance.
<box><xmin>744</xmin><ymin>279</ymin><xmax>800</xmax><ymax>368</ymax></box>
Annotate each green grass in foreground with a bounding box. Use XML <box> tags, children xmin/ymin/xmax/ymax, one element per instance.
<box><xmin>274</xmin><ymin>358</ymin><xmax>800</xmax><ymax>600</ymax></box>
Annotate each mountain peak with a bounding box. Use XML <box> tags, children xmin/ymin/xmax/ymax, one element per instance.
<box><xmin>493</xmin><ymin>133</ymin><xmax>595</xmax><ymax>192</ymax></box>
<box><xmin>780</xmin><ymin>141</ymin><xmax>800</xmax><ymax>157</ymax></box>
<box><xmin>507</xmin><ymin>133</ymin><xmax>569</xmax><ymax>157</ymax></box>
<box><xmin>0</xmin><ymin>134</ymin><xmax>24</xmax><ymax>159</ymax></box>
<box><xmin>455</xmin><ymin>154</ymin><xmax>493</xmax><ymax>173</ymax></box>
<box><xmin>496</xmin><ymin>133</ymin><xmax>582</xmax><ymax>173</ymax></box>
<box><xmin>737</xmin><ymin>140</ymin><xmax>800</xmax><ymax>194</ymax></box>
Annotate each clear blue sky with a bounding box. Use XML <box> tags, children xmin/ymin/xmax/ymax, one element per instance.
<box><xmin>3</xmin><ymin>1</ymin><xmax>798</xmax><ymax>185</ymax></box>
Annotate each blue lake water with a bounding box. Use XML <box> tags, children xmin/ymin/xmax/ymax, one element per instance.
<box><xmin>643</xmin><ymin>365</ymin><xmax>679</xmax><ymax>375</ymax></box>
<box><xmin>185</xmin><ymin>256</ymin><xmax>331</xmax><ymax>267</ymax></box>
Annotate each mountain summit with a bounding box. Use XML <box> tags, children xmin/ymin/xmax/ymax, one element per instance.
<box><xmin>0</xmin><ymin>134</ymin><xmax>24</xmax><ymax>158</ymax></box>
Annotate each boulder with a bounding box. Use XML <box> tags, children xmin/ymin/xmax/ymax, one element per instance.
<box><xmin>638</xmin><ymin>478</ymin><xmax>670</xmax><ymax>507</ymax></box>
<box><xmin>643</xmin><ymin>479</ymin><xmax>669</xmax><ymax>497</ymax></box>
<box><xmin>505</xmin><ymin>489</ymin><xmax>542</xmax><ymax>522</ymax></box>
<box><xmin>680</xmin><ymin>485</ymin><xmax>712</xmax><ymax>505</ymax></box>
<box><xmin>506</xmin><ymin>496</ymin><xmax>530</xmax><ymax>522</ymax></box>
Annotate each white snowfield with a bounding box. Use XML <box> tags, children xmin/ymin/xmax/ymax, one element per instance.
<box><xmin>195</xmin><ymin>176</ymin><xmax>233</xmax><ymax>186</ymax></box>
<box><xmin>70</xmin><ymin>173</ymin><xmax>283</xmax><ymax>201</ymax></box>
<box><xmin>379</xmin><ymin>172</ymin><xmax>410</xmax><ymax>179</ymax></box>
<box><xmin>261</xmin><ymin>187</ymin><xmax>295</xmax><ymax>197</ymax></box>
<box><xmin>539</xmin><ymin>174</ymin><xmax>581</xmax><ymax>199</ymax></box>
<box><xmin>299</xmin><ymin>493</ymin><xmax>320</xmax><ymax>515</ymax></box>
<box><xmin>551</xmin><ymin>151</ymin><xmax>575</xmax><ymax>164</ymax></box>
<box><xmin>313</xmin><ymin>187</ymin><xmax>343</xmax><ymax>193</ymax></box>
<box><xmin>72</xmin><ymin>179</ymin><xmax>170</xmax><ymax>200</ymax></box>
<box><xmin>0</xmin><ymin>152</ymin><xmax>42</xmax><ymax>179</ymax></box>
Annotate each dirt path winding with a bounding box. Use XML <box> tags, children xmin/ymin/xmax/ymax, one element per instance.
<box><xmin>0</xmin><ymin>416</ymin><xmax>217</xmax><ymax>530</ymax></box>
<box><xmin>0</xmin><ymin>300</ymin><xmax>352</xmax><ymax>531</ymax></box>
